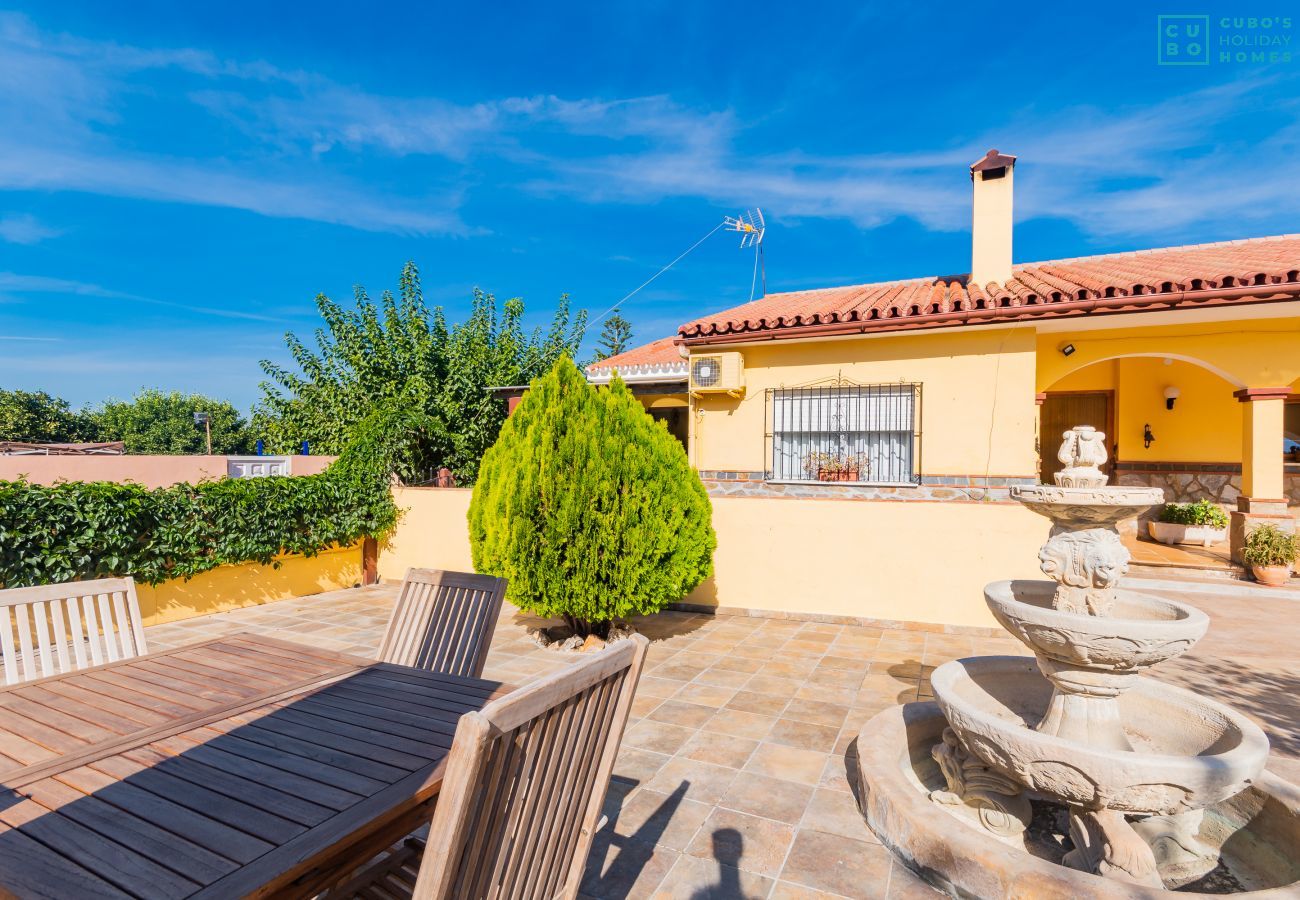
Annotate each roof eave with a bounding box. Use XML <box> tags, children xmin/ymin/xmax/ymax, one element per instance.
<box><xmin>677</xmin><ymin>284</ymin><xmax>1300</xmax><ymax>347</ymax></box>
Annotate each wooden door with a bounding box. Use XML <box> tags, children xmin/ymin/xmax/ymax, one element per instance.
<box><xmin>1040</xmin><ymin>392</ymin><xmax>1113</xmax><ymax>484</ymax></box>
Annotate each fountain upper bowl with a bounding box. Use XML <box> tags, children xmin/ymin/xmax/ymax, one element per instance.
<box><xmin>931</xmin><ymin>656</ymin><xmax>1270</xmax><ymax>814</ymax></box>
<box><xmin>1010</xmin><ymin>484</ymin><xmax>1165</xmax><ymax>528</ymax></box>
<box><xmin>985</xmin><ymin>579</ymin><xmax>1209</xmax><ymax>671</ymax></box>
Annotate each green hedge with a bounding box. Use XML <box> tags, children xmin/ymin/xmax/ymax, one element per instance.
<box><xmin>0</xmin><ymin>399</ymin><xmax>429</xmax><ymax>589</ymax></box>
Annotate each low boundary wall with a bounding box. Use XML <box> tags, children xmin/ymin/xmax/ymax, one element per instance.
<box><xmin>380</xmin><ymin>487</ymin><xmax>1046</xmax><ymax>630</ymax></box>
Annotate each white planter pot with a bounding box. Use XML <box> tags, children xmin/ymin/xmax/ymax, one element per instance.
<box><xmin>1148</xmin><ymin>520</ymin><xmax>1228</xmax><ymax>548</ymax></box>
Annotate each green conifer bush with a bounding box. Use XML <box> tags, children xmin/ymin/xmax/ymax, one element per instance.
<box><xmin>469</xmin><ymin>357</ymin><xmax>715</xmax><ymax>637</ymax></box>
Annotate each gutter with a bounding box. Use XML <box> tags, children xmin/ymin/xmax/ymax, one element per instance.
<box><xmin>676</xmin><ymin>284</ymin><xmax>1300</xmax><ymax>348</ymax></box>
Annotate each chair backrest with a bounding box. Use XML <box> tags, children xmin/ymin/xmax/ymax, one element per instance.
<box><xmin>413</xmin><ymin>634</ymin><xmax>648</xmax><ymax>900</ymax></box>
<box><xmin>0</xmin><ymin>577</ymin><xmax>147</xmax><ymax>686</ymax></box>
<box><xmin>375</xmin><ymin>569</ymin><xmax>508</xmax><ymax>679</ymax></box>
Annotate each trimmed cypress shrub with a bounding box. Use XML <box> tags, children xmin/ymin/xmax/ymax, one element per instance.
<box><xmin>469</xmin><ymin>357</ymin><xmax>715</xmax><ymax>637</ymax></box>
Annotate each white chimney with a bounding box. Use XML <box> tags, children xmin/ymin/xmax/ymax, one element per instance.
<box><xmin>969</xmin><ymin>149</ymin><xmax>1016</xmax><ymax>288</ymax></box>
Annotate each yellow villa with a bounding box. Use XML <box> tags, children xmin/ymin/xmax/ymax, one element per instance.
<box><xmin>580</xmin><ymin>150</ymin><xmax>1300</xmax><ymax>628</ymax></box>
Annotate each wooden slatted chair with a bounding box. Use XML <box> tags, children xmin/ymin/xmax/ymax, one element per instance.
<box><xmin>330</xmin><ymin>633</ymin><xmax>649</xmax><ymax>900</ymax></box>
<box><xmin>375</xmin><ymin>568</ymin><xmax>508</xmax><ymax>679</ymax></box>
<box><xmin>0</xmin><ymin>577</ymin><xmax>148</xmax><ymax>686</ymax></box>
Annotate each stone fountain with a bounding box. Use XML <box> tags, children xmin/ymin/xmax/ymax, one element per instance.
<box><xmin>856</xmin><ymin>426</ymin><xmax>1300</xmax><ymax>897</ymax></box>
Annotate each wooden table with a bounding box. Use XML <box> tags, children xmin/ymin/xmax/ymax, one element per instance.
<box><xmin>0</xmin><ymin>633</ymin><xmax>508</xmax><ymax>899</ymax></box>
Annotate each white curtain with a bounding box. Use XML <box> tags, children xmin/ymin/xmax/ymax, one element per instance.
<box><xmin>771</xmin><ymin>386</ymin><xmax>916</xmax><ymax>482</ymax></box>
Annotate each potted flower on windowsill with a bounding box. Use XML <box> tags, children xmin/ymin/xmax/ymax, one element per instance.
<box><xmin>1242</xmin><ymin>524</ymin><xmax>1298</xmax><ymax>587</ymax></box>
<box><xmin>1148</xmin><ymin>499</ymin><xmax>1229</xmax><ymax>547</ymax></box>
<box><xmin>804</xmin><ymin>451</ymin><xmax>868</xmax><ymax>483</ymax></box>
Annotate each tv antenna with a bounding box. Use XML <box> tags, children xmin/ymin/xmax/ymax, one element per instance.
<box><xmin>591</xmin><ymin>208</ymin><xmax>769</xmax><ymax>325</ymax></box>
<box><xmin>724</xmin><ymin>208</ymin><xmax>765</xmax><ymax>247</ymax></box>
<box><xmin>725</xmin><ymin>208</ymin><xmax>766</xmax><ymax>301</ymax></box>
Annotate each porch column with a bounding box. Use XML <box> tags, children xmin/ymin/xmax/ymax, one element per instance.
<box><xmin>1230</xmin><ymin>387</ymin><xmax>1294</xmax><ymax>563</ymax></box>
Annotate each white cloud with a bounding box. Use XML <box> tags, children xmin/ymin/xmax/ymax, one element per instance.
<box><xmin>0</xmin><ymin>272</ymin><xmax>291</xmax><ymax>323</ymax></box>
<box><xmin>0</xmin><ymin>13</ymin><xmax>467</xmax><ymax>235</ymax></box>
<box><xmin>0</xmin><ymin>214</ymin><xmax>61</xmax><ymax>244</ymax></box>
<box><xmin>2</xmin><ymin>11</ymin><xmax>1298</xmax><ymax>246</ymax></box>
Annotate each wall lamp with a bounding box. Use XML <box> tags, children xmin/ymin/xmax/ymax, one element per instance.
<box><xmin>1059</xmin><ymin>343</ymin><xmax>1076</xmax><ymax>357</ymax></box>
<box><xmin>1144</xmin><ymin>424</ymin><xmax>1156</xmax><ymax>449</ymax></box>
<box><xmin>1163</xmin><ymin>385</ymin><xmax>1181</xmax><ymax>410</ymax></box>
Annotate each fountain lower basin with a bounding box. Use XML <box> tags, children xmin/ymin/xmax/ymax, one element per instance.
<box><xmin>986</xmin><ymin>579</ymin><xmax>1209</xmax><ymax>672</ymax></box>
<box><xmin>931</xmin><ymin>656</ymin><xmax>1270</xmax><ymax>815</ymax></box>
<box><xmin>856</xmin><ymin>702</ymin><xmax>1300</xmax><ymax>897</ymax></box>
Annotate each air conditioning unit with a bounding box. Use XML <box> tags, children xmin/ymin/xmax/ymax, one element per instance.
<box><xmin>689</xmin><ymin>352</ymin><xmax>744</xmax><ymax>396</ymax></box>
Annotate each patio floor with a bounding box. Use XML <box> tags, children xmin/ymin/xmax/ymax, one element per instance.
<box><xmin>144</xmin><ymin>583</ymin><xmax>1300</xmax><ymax>899</ymax></box>
<box><xmin>1125</xmin><ymin>532</ymin><xmax>1236</xmax><ymax>572</ymax></box>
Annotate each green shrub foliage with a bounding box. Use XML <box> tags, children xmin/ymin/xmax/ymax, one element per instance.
<box><xmin>1159</xmin><ymin>499</ymin><xmax>1229</xmax><ymax>529</ymax></box>
<box><xmin>1242</xmin><ymin>524</ymin><xmax>1298</xmax><ymax>568</ymax></box>
<box><xmin>0</xmin><ymin>401</ymin><xmax>422</xmax><ymax>589</ymax></box>
<box><xmin>469</xmin><ymin>357</ymin><xmax>715</xmax><ymax>636</ymax></box>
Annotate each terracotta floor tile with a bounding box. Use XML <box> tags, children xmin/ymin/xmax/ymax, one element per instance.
<box><xmin>613</xmin><ymin>747</ymin><xmax>673</xmax><ymax>794</ymax></box>
<box><xmin>743</xmin><ymin>675</ymin><xmax>803</xmax><ymax>698</ymax></box>
<box><xmin>767</xmin><ymin>718</ymin><xmax>840</xmax><ymax>754</ymax></box>
<box><xmin>652</xmin><ymin>853</ymin><xmax>774</xmax><ymax>899</ymax></box>
<box><xmin>680</xmin><ymin>731</ymin><xmax>760</xmax><ymax>770</ymax></box>
<box><xmin>742</xmin><ymin>743</ymin><xmax>828</xmax><ymax>786</ymax></box>
<box><xmin>694</xmin><ymin>666</ymin><xmax>754</xmax><ymax>689</ymax></box>
<box><xmin>647</xmin><ymin>699</ymin><xmax>717</xmax><ymax>729</ymax></box>
<box><xmin>799</xmin><ymin>788</ymin><xmax>873</xmax><ymax>843</ymax></box>
<box><xmin>581</xmin><ymin>838</ymin><xmax>678</xmax><ymax>900</ymax></box>
<box><xmin>769</xmin><ymin>880</ymin><xmax>841</xmax><ymax>899</ymax></box>
<box><xmin>630</xmin><ymin>694</ymin><xmax>664</xmax><ymax>719</ymax></box>
<box><xmin>718</xmin><ymin>772</ymin><xmax>814</xmax><ymax>825</ymax></box>
<box><xmin>673</xmin><ymin>681</ymin><xmax>738</xmax><ymax>708</ymax></box>
<box><xmin>638</xmin><ymin>676</ymin><xmax>687</xmax><ymax>699</ymax></box>
<box><xmin>782</xmin><ymin>699</ymin><xmax>849</xmax><ymax>730</ymax></box>
<box><xmin>726</xmin><ymin>691</ymin><xmax>791</xmax><ymax>718</ymax></box>
<box><xmin>645</xmin><ymin>757</ymin><xmax>740</xmax><ymax>806</ymax></box>
<box><xmin>779</xmin><ymin>830</ymin><xmax>893</xmax><ymax>899</ymax></box>
<box><xmin>703</xmin><ymin>707</ymin><xmax>776</xmax><ymax>741</ymax></box>
<box><xmin>686</xmin><ymin>807</ymin><xmax>795</xmax><ymax>878</ymax></box>
<box><xmin>606</xmin><ymin>787</ymin><xmax>715</xmax><ymax>851</ymax></box>
<box><xmin>819</xmin><ymin>755</ymin><xmax>854</xmax><ymax>794</ymax></box>
<box><xmin>625</xmin><ymin>720</ymin><xmax>700</xmax><ymax>756</ymax></box>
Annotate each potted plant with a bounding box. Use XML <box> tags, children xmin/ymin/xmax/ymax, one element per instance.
<box><xmin>1242</xmin><ymin>524</ymin><xmax>1298</xmax><ymax>586</ymax></box>
<box><xmin>1148</xmin><ymin>499</ymin><xmax>1229</xmax><ymax>547</ymax></box>
<box><xmin>804</xmin><ymin>451</ymin><xmax>868</xmax><ymax>482</ymax></box>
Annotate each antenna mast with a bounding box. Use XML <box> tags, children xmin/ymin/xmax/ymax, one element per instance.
<box><xmin>724</xmin><ymin>208</ymin><xmax>766</xmax><ymax>301</ymax></box>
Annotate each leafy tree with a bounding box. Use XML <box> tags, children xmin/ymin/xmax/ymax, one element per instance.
<box><xmin>0</xmin><ymin>390</ymin><xmax>93</xmax><ymax>443</ymax></box>
<box><xmin>254</xmin><ymin>262</ymin><xmax>586</xmax><ymax>483</ymax></box>
<box><xmin>592</xmin><ymin>310</ymin><xmax>634</xmax><ymax>362</ymax></box>
<box><xmin>469</xmin><ymin>357</ymin><xmax>715</xmax><ymax>637</ymax></box>
<box><xmin>89</xmin><ymin>390</ymin><xmax>250</xmax><ymax>454</ymax></box>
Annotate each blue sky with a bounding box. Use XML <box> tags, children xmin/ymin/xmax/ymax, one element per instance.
<box><xmin>2</xmin><ymin>3</ymin><xmax>1298</xmax><ymax>411</ymax></box>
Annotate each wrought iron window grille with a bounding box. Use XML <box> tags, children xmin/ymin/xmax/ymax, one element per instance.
<box><xmin>764</xmin><ymin>376</ymin><xmax>922</xmax><ymax>484</ymax></box>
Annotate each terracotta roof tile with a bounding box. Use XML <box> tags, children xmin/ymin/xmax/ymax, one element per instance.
<box><xmin>679</xmin><ymin>233</ymin><xmax>1300</xmax><ymax>342</ymax></box>
<box><xmin>586</xmin><ymin>336</ymin><xmax>683</xmax><ymax>372</ymax></box>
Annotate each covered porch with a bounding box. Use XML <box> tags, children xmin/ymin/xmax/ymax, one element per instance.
<box><xmin>1035</xmin><ymin>307</ymin><xmax>1300</xmax><ymax>562</ymax></box>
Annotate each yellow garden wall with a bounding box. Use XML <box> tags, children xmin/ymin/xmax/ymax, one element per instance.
<box><xmin>137</xmin><ymin>543</ymin><xmax>363</xmax><ymax>626</ymax></box>
<box><xmin>378</xmin><ymin>487</ymin><xmax>476</xmax><ymax>581</ymax></box>
<box><xmin>691</xmin><ymin>327</ymin><xmax>1039</xmax><ymax>478</ymax></box>
<box><xmin>379</xmin><ymin>487</ymin><xmax>1046</xmax><ymax>629</ymax></box>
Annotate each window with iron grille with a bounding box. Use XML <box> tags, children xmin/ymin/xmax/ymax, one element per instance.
<box><xmin>766</xmin><ymin>381</ymin><xmax>922</xmax><ymax>484</ymax></box>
